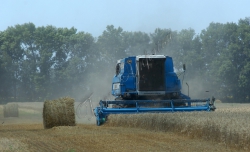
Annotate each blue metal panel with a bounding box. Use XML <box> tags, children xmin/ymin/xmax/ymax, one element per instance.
<box><xmin>100</xmin><ymin>106</ymin><xmax>209</xmax><ymax>113</ymax></box>
<box><xmin>111</xmin><ymin>59</ymin><xmax>125</xmax><ymax>96</ymax></box>
<box><xmin>121</xmin><ymin>57</ymin><xmax>136</xmax><ymax>94</ymax></box>
<box><xmin>111</xmin><ymin>76</ymin><xmax>121</xmax><ymax>96</ymax></box>
<box><xmin>165</xmin><ymin>56</ymin><xmax>174</xmax><ymax>73</ymax></box>
<box><xmin>112</xmin><ymin>57</ymin><xmax>138</xmax><ymax>97</ymax></box>
<box><xmin>166</xmin><ymin>72</ymin><xmax>181</xmax><ymax>92</ymax></box>
<box><xmin>165</xmin><ymin>56</ymin><xmax>181</xmax><ymax>92</ymax></box>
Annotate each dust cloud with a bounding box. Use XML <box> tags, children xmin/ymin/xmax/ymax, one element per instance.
<box><xmin>181</xmin><ymin>76</ymin><xmax>215</xmax><ymax>99</ymax></box>
<box><xmin>71</xmin><ymin>62</ymin><xmax>116</xmax><ymax>124</ymax></box>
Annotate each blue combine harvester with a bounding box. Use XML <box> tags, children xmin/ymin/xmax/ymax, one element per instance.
<box><xmin>94</xmin><ymin>55</ymin><xmax>216</xmax><ymax>126</ymax></box>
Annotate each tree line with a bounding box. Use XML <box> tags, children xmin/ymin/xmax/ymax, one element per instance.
<box><xmin>0</xmin><ymin>17</ymin><xmax>250</xmax><ymax>103</ymax></box>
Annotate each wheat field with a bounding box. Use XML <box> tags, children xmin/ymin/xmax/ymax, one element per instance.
<box><xmin>0</xmin><ymin>102</ymin><xmax>249</xmax><ymax>151</ymax></box>
<box><xmin>106</xmin><ymin>103</ymin><xmax>250</xmax><ymax>151</ymax></box>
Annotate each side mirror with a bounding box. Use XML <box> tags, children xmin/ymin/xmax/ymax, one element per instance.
<box><xmin>115</xmin><ymin>63</ymin><xmax>121</xmax><ymax>76</ymax></box>
<box><xmin>183</xmin><ymin>64</ymin><xmax>186</xmax><ymax>71</ymax></box>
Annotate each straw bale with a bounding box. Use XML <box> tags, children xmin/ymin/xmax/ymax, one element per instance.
<box><xmin>43</xmin><ymin>97</ymin><xmax>75</xmax><ymax>129</ymax></box>
<box><xmin>3</xmin><ymin>103</ymin><xmax>19</xmax><ymax>117</ymax></box>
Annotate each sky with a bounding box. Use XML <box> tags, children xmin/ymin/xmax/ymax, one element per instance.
<box><xmin>1</xmin><ymin>0</ymin><xmax>250</xmax><ymax>37</ymax></box>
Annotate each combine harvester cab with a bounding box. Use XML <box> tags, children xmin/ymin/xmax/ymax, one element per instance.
<box><xmin>94</xmin><ymin>55</ymin><xmax>216</xmax><ymax>126</ymax></box>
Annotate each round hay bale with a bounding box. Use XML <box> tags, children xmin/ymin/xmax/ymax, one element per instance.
<box><xmin>3</xmin><ymin>103</ymin><xmax>19</xmax><ymax>117</ymax></box>
<box><xmin>43</xmin><ymin>97</ymin><xmax>76</xmax><ymax>129</ymax></box>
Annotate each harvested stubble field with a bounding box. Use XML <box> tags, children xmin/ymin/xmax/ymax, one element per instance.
<box><xmin>0</xmin><ymin>102</ymin><xmax>249</xmax><ymax>152</ymax></box>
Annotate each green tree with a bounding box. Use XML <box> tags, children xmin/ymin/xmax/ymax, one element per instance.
<box><xmin>229</xmin><ymin>18</ymin><xmax>250</xmax><ymax>102</ymax></box>
<box><xmin>122</xmin><ymin>31</ymin><xmax>151</xmax><ymax>56</ymax></box>
<box><xmin>150</xmin><ymin>28</ymin><xmax>172</xmax><ymax>55</ymax></box>
<box><xmin>0</xmin><ymin>25</ymin><xmax>24</xmax><ymax>101</ymax></box>
<box><xmin>97</xmin><ymin>25</ymin><xmax>126</xmax><ymax>63</ymax></box>
<box><xmin>199</xmin><ymin>18</ymin><xmax>250</xmax><ymax>102</ymax></box>
<box><xmin>199</xmin><ymin>22</ymin><xmax>234</xmax><ymax>98</ymax></box>
<box><xmin>18</xmin><ymin>23</ymin><xmax>38</xmax><ymax>100</ymax></box>
<box><xmin>35</xmin><ymin>26</ymin><xmax>77</xmax><ymax>99</ymax></box>
<box><xmin>64</xmin><ymin>31</ymin><xmax>94</xmax><ymax>98</ymax></box>
<box><xmin>0</xmin><ymin>31</ymin><xmax>7</xmax><ymax>101</ymax></box>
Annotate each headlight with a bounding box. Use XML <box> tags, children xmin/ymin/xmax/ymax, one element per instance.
<box><xmin>113</xmin><ymin>83</ymin><xmax>120</xmax><ymax>90</ymax></box>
